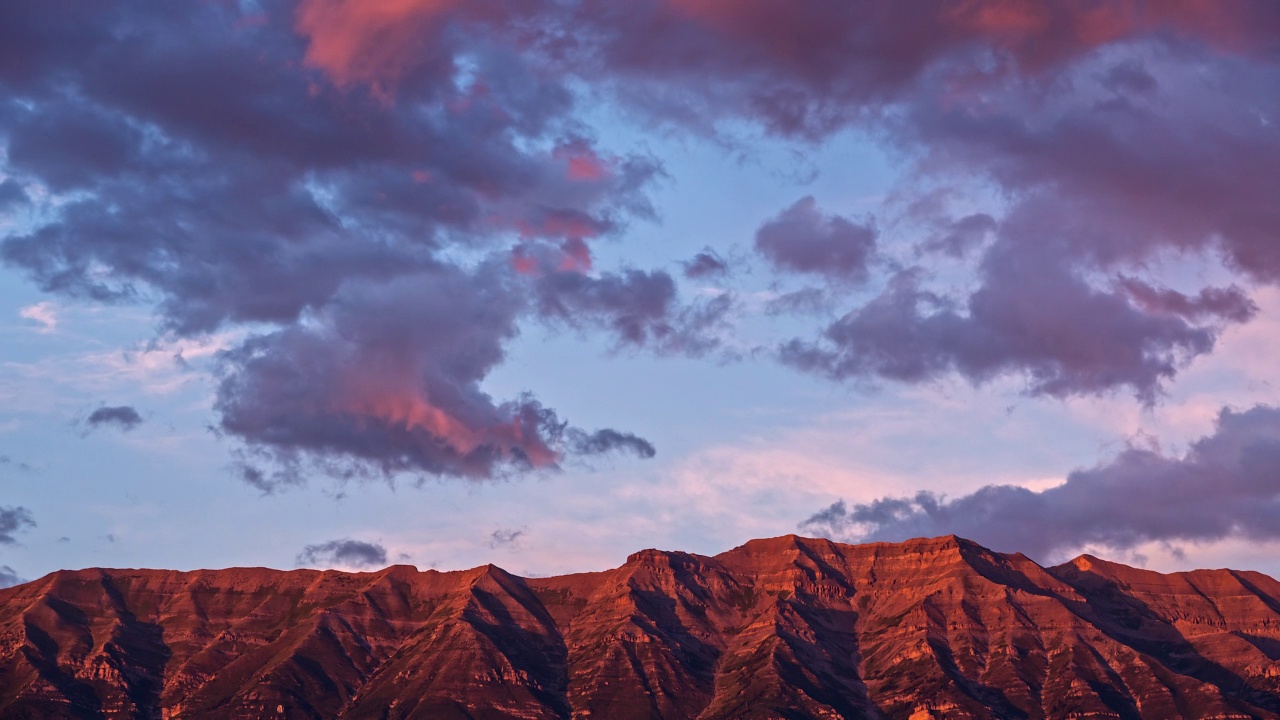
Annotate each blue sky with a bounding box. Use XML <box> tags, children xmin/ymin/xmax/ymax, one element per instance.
<box><xmin>2</xmin><ymin>1</ymin><xmax>1280</xmax><ymax>583</ymax></box>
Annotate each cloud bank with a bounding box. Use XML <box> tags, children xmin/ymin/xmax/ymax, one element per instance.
<box><xmin>4</xmin><ymin>0</ymin><xmax>1280</xmax><ymax>493</ymax></box>
<box><xmin>803</xmin><ymin>405</ymin><xmax>1280</xmax><ymax>561</ymax></box>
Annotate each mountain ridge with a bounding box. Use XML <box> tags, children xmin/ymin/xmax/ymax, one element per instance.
<box><xmin>1</xmin><ymin>534</ymin><xmax>1279</xmax><ymax>719</ymax></box>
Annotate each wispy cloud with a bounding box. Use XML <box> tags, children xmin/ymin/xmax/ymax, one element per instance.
<box><xmin>0</xmin><ymin>332</ymin><xmax>238</xmax><ymax>414</ymax></box>
<box><xmin>489</xmin><ymin>527</ymin><xmax>526</xmax><ymax>549</ymax></box>
<box><xmin>18</xmin><ymin>302</ymin><xmax>57</xmax><ymax>333</ymax></box>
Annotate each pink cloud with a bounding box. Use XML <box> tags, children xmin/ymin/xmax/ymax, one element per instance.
<box><xmin>295</xmin><ymin>0</ymin><xmax>462</xmax><ymax>90</ymax></box>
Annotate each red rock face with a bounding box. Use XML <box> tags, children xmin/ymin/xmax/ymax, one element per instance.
<box><xmin>2</xmin><ymin>535</ymin><xmax>1280</xmax><ymax>719</ymax></box>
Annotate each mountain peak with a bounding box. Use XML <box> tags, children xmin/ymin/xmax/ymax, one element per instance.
<box><xmin>3</xmin><ymin>536</ymin><xmax>1280</xmax><ymax>718</ymax></box>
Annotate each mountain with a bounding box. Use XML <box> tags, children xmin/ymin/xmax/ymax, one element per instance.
<box><xmin>1</xmin><ymin>535</ymin><xmax>1280</xmax><ymax>719</ymax></box>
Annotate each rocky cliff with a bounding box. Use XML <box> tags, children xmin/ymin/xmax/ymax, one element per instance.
<box><xmin>2</xmin><ymin>535</ymin><xmax>1280</xmax><ymax>719</ymax></box>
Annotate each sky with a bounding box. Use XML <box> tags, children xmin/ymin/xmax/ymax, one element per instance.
<box><xmin>2</xmin><ymin>0</ymin><xmax>1280</xmax><ymax>584</ymax></box>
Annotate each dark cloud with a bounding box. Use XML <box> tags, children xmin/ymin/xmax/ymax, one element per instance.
<box><xmin>5</xmin><ymin>0</ymin><xmax>1280</xmax><ymax>482</ymax></box>
<box><xmin>904</xmin><ymin>51</ymin><xmax>1280</xmax><ymax>284</ymax></box>
<box><xmin>1101</xmin><ymin>58</ymin><xmax>1159</xmax><ymax>96</ymax></box>
<box><xmin>814</xmin><ymin>50</ymin><xmax>1276</xmax><ymax>397</ymax></box>
<box><xmin>297</xmin><ymin>539</ymin><xmax>387</xmax><ymax>569</ymax></box>
<box><xmin>802</xmin><ymin>405</ymin><xmax>1280</xmax><ymax>561</ymax></box>
<box><xmin>920</xmin><ymin>213</ymin><xmax>997</xmax><ymax>259</ymax></box>
<box><xmin>536</xmin><ymin>268</ymin><xmax>679</xmax><ymax>345</ymax></box>
<box><xmin>0</xmin><ymin>25</ymin><xmax>647</xmax><ymax>329</ymax></box>
<box><xmin>0</xmin><ymin>507</ymin><xmax>34</xmax><ymax>545</ymax></box>
<box><xmin>569</xmin><ymin>428</ymin><xmax>656</xmax><ymax>459</ymax></box>
<box><xmin>0</xmin><ymin>1</ymin><xmax>681</xmax><ymax>484</ymax></box>
<box><xmin>817</xmin><ymin>41</ymin><xmax>1280</xmax><ymax>398</ymax></box>
<box><xmin>0</xmin><ymin>566</ymin><xmax>22</xmax><ymax>589</ymax></box>
<box><xmin>682</xmin><ymin>249</ymin><xmax>729</xmax><ymax>279</ymax></box>
<box><xmin>215</xmin><ymin>267</ymin><xmax>561</xmax><ymax>485</ymax></box>
<box><xmin>560</xmin><ymin>1</ymin><xmax>1280</xmax><ymax>396</ymax></box>
<box><xmin>0</xmin><ymin>179</ymin><xmax>27</xmax><ymax>211</ymax></box>
<box><xmin>489</xmin><ymin>528</ymin><xmax>525</xmax><ymax>549</ymax></box>
<box><xmin>781</xmin><ymin>216</ymin><xmax>1235</xmax><ymax>402</ymax></box>
<box><xmin>562</xmin><ymin>1</ymin><xmax>1280</xmax><ymax>139</ymax></box>
<box><xmin>1118</xmin><ymin>279</ymin><xmax>1258</xmax><ymax>324</ymax></box>
<box><xmin>755</xmin><ymin>197</ymin><xmax>877</xmax><ymax>281</ymax></box>
<box><xmin>534</xmin><ymin>263</ymin><xmax>734</xmax><ymax>357</ymax></box>
<box><xmin>85</xmin><ymin>405</ymin><xmax>143</xmax><ymax>432</ymax></box>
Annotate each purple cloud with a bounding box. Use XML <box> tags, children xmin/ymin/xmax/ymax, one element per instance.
<box><xmin>0</xmin><ymin>507</ymin><xmax>33</xmax><ymax>545</ymax></box>
<box><xmin>5</xmin><ymin>0</ymin><xmax>1280</xmax><ymax>484</ymax></box>
<box><xmin>562</xmin><ymin>1</ymin><xmax>1280</xmax><ymax>397</ymax></box>
<box><xmin>781</xmin><ymin>216</ymin><xmax>1237</xmax><ymax>402</ymax></box>
<box><xmin>569</xmin><ymin>428</ymin><xmax>657</xmax><ymax>459</ymax></box>
<box><xmin>755</xmin><ymin>197</ymin><xmax>877</xmax><ymax>281</ymax></box>
<box><xmin>85</xmin><ymin>406</ymin><xmax>143</xmax><ymax>432</ymax></box>
<box><xmin>682</xmin><ymin>249</ymin><xmax>729</xmax><ymax>279</ymax></box>
<box><xmin>297</xmin><ymin>538</ymin><xmax>387</xmax><ymax>569</ymax></box>
<box><xmin>0</xmin><ymin>1</ymin><xmax>698</xmax><ymax>483</ymax></box>
<box><xmin>803</xmin><ymin>405</ymin><xmax>1280</xmax><ymax>560</ymax></box>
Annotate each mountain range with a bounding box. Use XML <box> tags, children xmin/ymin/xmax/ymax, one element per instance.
<box><xmin>2</xmin><ymin>535</ymin><xmax>1280</xmax><ymax>719</ymax></box>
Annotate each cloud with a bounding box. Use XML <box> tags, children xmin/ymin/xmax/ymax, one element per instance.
<box><xmin>215</xmin><ymin>268</ymin><xmax>561</xmax><ymax>485</ymax></box>
<box><xmin>214</xmin><ymin>263</ymin><xmax>661</xmax><ymax>489</ymax></box>
<box><xmin>534</xmin><ymin>264</ymin><xmax>734</xmax><ymax>357</ymax></box>
<box><xmin>681</xmin><ymin>248</ymin><xmax>729</xmax><ymax>279</ymax></box>
<box><xmin>0</xmin><ymin>333</ymin><xmax>236</xmax><ymax>417</ymax></box>
<box><xmin>0</xmin><ymin>566</ymin><xmax>22</xmax><ymax>588</ymax></box>
<box><xmin>755</xmin><ymin>197</ymin><xmax>877</xmax><ymax>281</ymax></box>
<box><xmin>779</xmin><ymin>33</ymin><xmax>1278</xmax><ymax>398</ymax></box>
<box><xmin>563</xmin><ymin>1</ymin><xmax>1280</xmax><ymax>397</ymax></box>
<box><xmin>85</xmin><ymin>405</ymin><xmax>143</xmax><ymax>432</ymax></box>
<box><xmin>781</xmin><ymin>231</ymin><xmax>1236</xmax><ymax>402</ymax></box>
<box><xmin>919</xmin><ymin>213</ymin><xmax>997</xmax><ymax>259</ymax></box>
<box><xmin>294</xmin><ymin>2</ymin><xmax>1276</xmax><ymax>141</ymax></box>
<box><xmin>1118</xmin><ymin>279</ymin><xmax>1257</xmax><ymax>324</ymax></box>
<box><xmin>4</xmin><ymin>0</ymin><xmax>1280</xmax><ymax>484</ymax></box>
<box><xmin>294</xmin><ymin>0</ymin><xmax>466</xmax><ymax>91</ymax></box>
<box><xmin>569</xmin><ymin>428</ymin><xmax>657</xmax><ymax>459</ymax></box>
<box><xmin>0</xmin><ymin>1</ymin><xmax>680</xmax><ymax>484</ymax></box>
<box><xmin>0</xmin><ymin>456</ymin><xmax>32</xmax><ymax>474</ymax></box>
<box><xmin>0</xmin><ymin>507</ymin><xmax>34</xmax><ymax>545</ymax></box>
<box><xmin>18</xmin><ymin>302</ymin><xmax>57</xmax><ymax>333</ymax></box>
<box><xmin>764</xmin><ymin>288</ymin><xmax>829</xmax><ymax>317</ymax></box>
<box><xmin>802</xmin><ymin>404</ymin><xmax>1280</xmax><ymax>561</ymax></box>
<box><xmin>296</xmin><ymin>538</ymin><xmax>388</xmax><ymax>569</ymax></box>
<box><xmin>0</xmin><ymin>179</ymin><xmax>27</xmax><ymax>211</ymax></box>
<box><xmin>488</xmin><ymin>527</ymin><xmax>525</xmax><ymax>549</ymax></box>
<box><xmin>535</xmin><ymin>268</ymin><xmax>679</xmax><ymax>345</ymax></box>
<box><xmin>565</xmin><ymin>1</ymin><xmax>1280</xmax><ymax>138</ymax></box>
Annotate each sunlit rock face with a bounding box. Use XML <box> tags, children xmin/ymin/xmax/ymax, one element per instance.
<box><xmin>2</xmin><ymin>536</ymin><xmax>1280</xmax><ymax>719</ymax></box>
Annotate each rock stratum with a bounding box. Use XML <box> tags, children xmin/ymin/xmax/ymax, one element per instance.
<box><xmin>2</xmin><ymin>536</ymin><xmax>1280</xmax><ymax>719</ymax></box>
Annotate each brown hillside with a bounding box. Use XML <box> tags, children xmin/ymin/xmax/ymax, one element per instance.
<box><xmin>1</xmin><ymin>536</ymin><xmax>1279</xmax><ymax>719</ymax></box>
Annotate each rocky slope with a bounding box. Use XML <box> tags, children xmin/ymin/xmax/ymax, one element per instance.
<box><xmin>1</xmin><ymin>535</ymin><xmax>1280</xmax><ymax>719</ymax></box>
